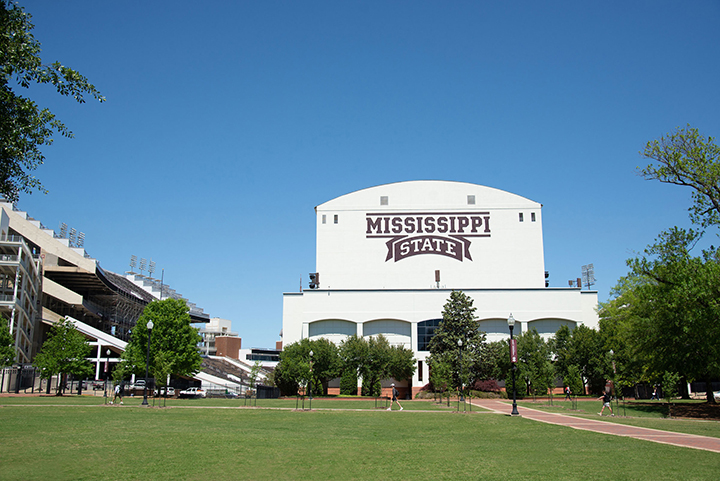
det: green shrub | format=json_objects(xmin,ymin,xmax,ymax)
[
  {"xmin": 340, "ymin": 369, "xmax": 358, "ymax": 396},
  {"xmin": 361, "ymin": 377, "xmax": 381, "ymax": 397}
]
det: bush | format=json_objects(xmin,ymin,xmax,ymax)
[
  {"xmin": 471, "ymin": 379, "xmax": 501, "ymax": 392},
  {"xmin": 361, "ymin": 377, "xmax": 381, "ymax": 397},
  {"xmin": 340, "ymin": 369, "xmax": 358, "ymax": 396}
]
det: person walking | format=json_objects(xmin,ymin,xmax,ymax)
[
  {"xmin": 597, "ymin": 389, "xmax": 614, "ymax": 416},
  {"xmin": 112, "ymin": 383, "xmax": 124, "ymax": 405},
  {"xmin": 387, "ymin": 383, "xmax": 403, "ymax": 411},
  {"xmin": 564, "ymin": 386, "xmax": 571, "ymax": 401}
]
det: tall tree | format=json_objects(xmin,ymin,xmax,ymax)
[
  {"xmin": 1, "ymin": 0, "xmax": 104, "ymax": 201},
  {"xmin": 120, "ymin": 298, "xmax": 202, "ymax": 380},
  {"xmin": 515, "ymin": 329, "xmax": 554, "ymax": 398},
  {"xmin": 33, "ymin": 318, "xmax": 93, "ymax": 393},
  {"xmin": 640, "ymin": 125, "xmax": 720, "ymax": 228},
  {"xmin": 428, "ymin": 291, "xmax": 487, "ymax": 390},
  {"xmin": 621, "ymin": 228, "xmax": 720, "ymax": 402}
]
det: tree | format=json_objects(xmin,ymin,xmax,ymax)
[
  {"xmin": 120, "ymin": 298, "xmax": 202, "ymax": 381},
  {"xmin": 1, "ymin": 1, "xmax": 104, "ymax": 202},
  {"xmin": 428, "ymin": 291, "xmax": 487, "ymax": 390},
  {"xmin": 33, "ymin": 318, "xmax": 93, "ymax": 394},
  {"xmin": 247, "ymin": 361, "xmax": 262, "ymax": 396},
  {"xmin": 613, "ymin": 228, "xmax": 720, "ymax": 402},
  {"xmin": 515, "ymin": 329, "xmax": 554, "ymax": 399},
  {"xmin": 640, "ymin": 125, "xmax": 720, "ymax": 228},
  {"xmin": 274, "ymin": 338, "xmax": 341, "ymax": 396},
  {"xmin": 0, "ymin": 318, "xmax": 14, "ymax": 367}
]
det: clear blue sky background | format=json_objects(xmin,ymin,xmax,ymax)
[{"xmin": 13, "ymin": 1, "xmax": 720, "ymax": 347}]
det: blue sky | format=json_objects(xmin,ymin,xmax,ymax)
[{"xmin": 13, "ymin": 1, "xmax": 720, "ymax": 347}]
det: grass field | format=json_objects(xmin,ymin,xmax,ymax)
[
  {"xmin": 516, "ymin": 398, "xmax": 720, "ymax": 439},
  {"xmin": 0, "ymin": 396, "xmax": 718, "ymax": 481}
]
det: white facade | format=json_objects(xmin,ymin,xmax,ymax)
[{"xmin": 282, "ymin": 181, "xmax": 599, "ymax": 395}]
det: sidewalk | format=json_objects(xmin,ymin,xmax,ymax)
[{"xmin": 472, "ymin": 399, "xmax": 720, "ymax": 454}]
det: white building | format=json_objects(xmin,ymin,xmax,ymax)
[
  {"xmin": 282, "ymin": 180, "xmax": 598, "ymax": 396},
  {"xmin": 198, "ymin": 317, "xmax": 238, "ymax": 356}
]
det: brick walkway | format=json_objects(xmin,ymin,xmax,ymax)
[{"xmin": 473, "ymin": 399, "xmax": 720, "ymax": 453}]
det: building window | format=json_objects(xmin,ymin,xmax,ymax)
[
  {"xmin": 519, "ymin": 213, "xmax": 524, "ymax": 222},
  {"xmin": 334, "ymin": 214, "xmax": 338, "ymax": 224},
  {"xmin": 322, "ymin": 214, "xmax": 326, "ymax": 224},
  {"xmin": 467, "ymin": 195, "xmax": 475, "ymax": 205},
  {"xmin": 531, "ymin": 212, "xmax": 536, "ymax": 222},
  {"xmin": 417, "ymin": 319, "xmax": 442, "ymax": 351},
  {"xmin": 380, "ymin": 196, "xmax": 388, "ymax": 206}
]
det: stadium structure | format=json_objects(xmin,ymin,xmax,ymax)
[{"xmin": 282, "ymin": 180, "xmax": 599, "ymax": 397}]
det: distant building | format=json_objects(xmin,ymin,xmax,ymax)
[
  {"xmin": 0, "ymin": 209, "xmax": 43, "ymax": 364},
  {"xmin": 282, "ymin": 181, "xmax": 599, "ymax": 396},
  {"xmin": 199, "ymin": 317, "xmax": 238, "ymax": 356},
  {"xmin": 0, "ymin": 201, "xmax": 209, "ymax": 369}
]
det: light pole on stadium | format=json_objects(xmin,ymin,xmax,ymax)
[{"xmin": 142, "ymin": 320, "xmax": 154, "ymax": 406}]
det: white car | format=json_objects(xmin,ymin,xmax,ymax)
[
  {"xmin": 179, "ymin": 387, "xmax": 206, "ymax": 398},
  {"xmin": 154, "ymin": 387, "xmax": 175, "ymax": 397}
]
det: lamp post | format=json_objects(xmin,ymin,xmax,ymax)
[
  {"xmin": 142, "ymin": 320, "xmax": 154, "ymax": 406},
  {"xmin": 309, "ymin": 350, "xmax": 314, "ymax": 400},
  {"xmin": 104, "ymin": 349, "xmax": 110, "ymax": 401},
  {"xmin": 508, "ymin": 314, "xmax": 520, "ymax": 416},
  {"xmin": 457, "ymin": 339, "xmax": 464, "ymax": 403}
]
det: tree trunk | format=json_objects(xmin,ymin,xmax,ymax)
[{"xmin": 706, "ymin": 377, "xmax": 716, "ymax": 404}]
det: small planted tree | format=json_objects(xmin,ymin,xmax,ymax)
[{"xmin": 33, "ymin": 318, "xmax": 93, "ymax": 395}]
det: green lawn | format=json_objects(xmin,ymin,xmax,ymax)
[
  {"xmin": 516, "ymin": 398, "xmax": 720, "ymax": 439},
  {"xmin": 0, "ymin": 398, "xmax": 717, "ymax": 481}
]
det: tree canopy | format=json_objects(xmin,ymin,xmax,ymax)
[
  {"xmin": 640, "ymin": 125, "xmax": 720, "ymax": 228},
  {"xmin": 1, "ymin": 0, "xmax": 104, "ymax": 202},
  {"xmin": 119, "ymin": 298, "xmax": 202, "ymax": 381},
  {"xmin": 428, "ymin": 291, "xmax": 487, "ymax": 390},
  {"xmin": 33, "ymin": 318, "xmax": 93, "ymax": 388}
]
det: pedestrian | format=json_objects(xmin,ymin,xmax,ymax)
[
  {"xmin": 564, "ymin": 386, "xmax": 571, "ymax": 401},
  {"xmin": 650, "ymin": 386, "xmax": 659, "ymax": 400},
  {"xmin": 597, "ymin": 389, "xmax": 614, "ymax": 416},
  {"xmin": 112, "ymin": 383, "xmax": 123, "ymax": 405},
  {"xmin": 387, "ymin": 383, "xmax": 403, "ymax": 411}
]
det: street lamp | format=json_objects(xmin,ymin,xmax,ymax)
[
  {"xmin": 508, "ymin": 314, "xmax": 520, "ymax": 416},
  {"xmin": 104, "ymin": 349, "xmax": 110, "ymax": 401},
  {"xmin": 309, "ymin": 350, "xmax": 314, "ymax": 401},
  {"xmin": 457, "ymin": 339, "xmax": 464, "ymax": 402},
  {"xmin": 142, "ymin": 320, "xmax": 154, "ymax": 406}
]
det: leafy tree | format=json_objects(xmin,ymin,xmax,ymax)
[
  {"xmin": 0, "ymin": 1, "xmax": 104, "ymax": 202},
  {"xmin": 566, "ymin": 324, "xmax": 608, "ymax": 394},
  {"xmin": 274, "ymin": 338, "xmax": 340, "ymax": 396},
  {"xmin": 483, "ymin": 339, "xmax": 510, "ymax": 383},
  {"xmin": 564, "ymin": 364, "xmax": 584, "ymax": 397},
  {"xmin": 120, "ymin": 298, "xmax": 202, "ymax": 381},
  {"xmin": 0, "ymin": 318, "xmax": 14, "ymax": 366},
  {"xmin": 640, "ymin": 125, "xmax": 720, "ymax": 228},
  {"xmin": 247, "ymin": 361, "xmax": 262, "ymax": 395},
  {"xmin": 339, "ymin": 334, "xmax": 368, "ymax": 386},
  {"xmin": 339, "ymin": 367, "xmax": 358, "ymax": 395},
  {"xmin": 428, "ymin": 291, "xmax": 487, "ymax": 390},
  {"xmin": 152, "ymin": 350, "xmax": 173, "ymax": 394},
  {"xmin": 515, "ymin": 329, "xmax": 554, "ymax": 399},
  {"xmin": 33, "ymin": 318, "xmax": 93, "ymax": 394},
  {"xmin": 613, "ymin": 228, "xmax": 720, "ymax": 402},
  {"xmin": 427, "ymin": 355, "xmax": 452, "ymax": 398}
]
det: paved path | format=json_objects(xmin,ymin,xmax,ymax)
[{"xmin": 472, "ymin": 399, "xmax": 720, "ymax": 453}]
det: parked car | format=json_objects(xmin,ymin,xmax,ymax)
[
  {"xmin": 179, "ymin": 387, "xmax": 206, "ymax": 398},
  {"xmin": 154, "ymin": 387, "xmax": 175, "ymax": 397}
]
